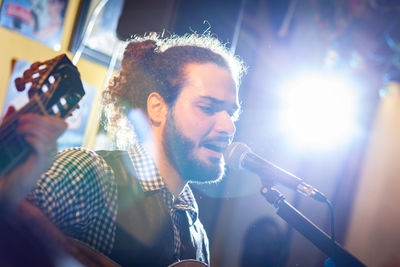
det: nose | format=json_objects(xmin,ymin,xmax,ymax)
[{"xmin": 215, "ymin": 111, "xmax": 236, "ymax": 136}]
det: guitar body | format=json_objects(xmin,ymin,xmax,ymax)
[
  {"xmin": 70, "ymin": 237, "xmax": 208, "ymax": 267},
  {"xmin": 68, "ymin": 238, "xmax": 121, "ymax": 267},
  {"xmin": 168, "ymin": 259, "xmax": 208, "ymax": 267}
]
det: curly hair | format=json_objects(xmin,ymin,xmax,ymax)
[{"xmin": 102, "ymin": 33, "xmax": 246, "ymax": 148}]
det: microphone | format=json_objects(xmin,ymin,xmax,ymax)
[{"xmin": 224, "ymin": 142, "xmax": 327, "ymax": 202}]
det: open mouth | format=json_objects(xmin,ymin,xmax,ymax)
[{"xmin": 202, "ymin": 142, "xmax": 229, "ymax": 154}]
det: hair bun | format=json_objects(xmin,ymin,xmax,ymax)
[{"xmin": 123, "ymin": 40, "xmax": 157, "ymax": 62}]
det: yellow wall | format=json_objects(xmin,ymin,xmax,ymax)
[{"xmin": 0, "ymin": 0, "xmax": 108, "ymax": 147}]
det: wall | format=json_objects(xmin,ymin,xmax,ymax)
[
  {"xmin": 0, "ymin": 0, "xmax": 108, "ymax": 147},
  {"xmin": 346, "ymin": 82, "xmax": 400, "ymax": 267}
]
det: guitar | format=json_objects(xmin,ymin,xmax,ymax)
[
  {"xmin": 168, "ymin": 259, "xmax": 208, "ymax": 267},
  {"xmin": 69, "ymin": 237, "xmax": 208, "ymax": 267},
  {"xmin": 0, "ymin": 54, "xmax": 85, "ymax": 176}
]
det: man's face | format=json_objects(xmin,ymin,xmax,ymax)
[{"xmin": 163, "ymin": 63, "xmax": 239, "ymax": 183}]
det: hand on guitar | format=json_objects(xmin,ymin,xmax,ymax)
[{"xmin": 0, "ymin": 106, "xmax": 67, "ymax": 209}]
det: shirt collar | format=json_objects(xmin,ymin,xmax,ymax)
[
  {"xmin": 128, "ymin": 142, "xmax": 165, "ymax": 191},
  {"xmin": 128, "ymin": 142, "xmax": 198, "ymax": 222}
]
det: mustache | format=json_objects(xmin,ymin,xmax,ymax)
[{"xmin": 201, "ymin": 136, "xmax": 233, "ymax": 146}]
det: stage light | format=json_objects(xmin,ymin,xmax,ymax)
[
  {"xmin": 278, "ymin": 71, "xmax": 359, "ymax": 150},
  {"xmin": 324, "ymin": 48, "xmax": 340, "ymax": 68}
]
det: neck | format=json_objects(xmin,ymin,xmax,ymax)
[
  {"xmin": 142, "ymin": 138, "xmax": 187, "ymax": 198},
  {"xmin": 158, "ymin": 156, "xmax": 187, "ymax": 198}
]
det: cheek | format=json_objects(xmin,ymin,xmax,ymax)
[{"xmin": 173, "ymin": 106, "xmax": 213, "ymax": 140}]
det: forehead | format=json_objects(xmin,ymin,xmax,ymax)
[{"xmin": 180, "ymin": 62, "xmax": 238, "ymax": 103}]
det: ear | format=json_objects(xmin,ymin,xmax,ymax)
[{"xmin": 147, "ymin": 92, "xmax": 168, "ymax": 126}]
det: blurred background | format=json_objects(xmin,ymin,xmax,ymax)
[{"xmin": 0, "ymin": 0, "xmax": 400, "ymax": 266}]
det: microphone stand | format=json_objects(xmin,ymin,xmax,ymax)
[{"xmin": 260, "ymin": 185, "xmax": 365, "ymax": 267}]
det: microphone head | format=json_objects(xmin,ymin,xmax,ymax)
[{"xmin": 224, "ymin": 142, "xmax": 252, "ymax": 170}]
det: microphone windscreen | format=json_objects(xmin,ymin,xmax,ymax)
[{"xmin": 224, "ymin": 142, "xmax": 251, "ymax": 170}]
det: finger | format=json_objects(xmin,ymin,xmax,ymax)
[
  {"xmin": 17, "ymin": 120, "xmax": 64, "ymax": 140},
  {"xmin": 17, "ymin": 123, "xmax": 59, "ymax": 151},
  {"xmin": 19, "ymin": 113, "xmax": 68, "ymax": 130},
  {"xmin": 18, "ymin": 114, "xmax": 68, "ymax": 138},
  {"xmin": 2, "ymin": 106, "xmax": 16, "ymax": 123},
  {"xmin": 17, "ymin": 116, "xmax": 66, "ymax": 155}
]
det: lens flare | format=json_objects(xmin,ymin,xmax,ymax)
[{"xmin": 278, "ymin": 72, "xmax": 359, "ymax": 150}]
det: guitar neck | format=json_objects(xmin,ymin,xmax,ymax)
[
  {"xmin": 0, "ymin": 97, "xmax": 50, "ymax": 176},
  {"xmin": 0, "ymin": 54, "xmax": 85, "ymax": 177}
]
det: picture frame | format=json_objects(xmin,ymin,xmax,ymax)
[
  {"xmin": 0, "ymin": 0, "xmax": 69, "ymax": 51},
  {"xmin": 69, "ymin": 0, "xmax": 125, "ymax": 66}
]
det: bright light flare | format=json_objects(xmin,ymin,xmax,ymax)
[{"xmin": 279, "ymin": 72, "xmax": 359, "ymax": 150}]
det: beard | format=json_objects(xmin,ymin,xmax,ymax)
[{"xmin": 162, "ymin": 110, "xmax": 225, "ymax": 183}]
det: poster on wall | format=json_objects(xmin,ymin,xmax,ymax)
[
  {"xmin": 0, "ymin": 0, "xmax": 69, "ymax": 51},
  {"xmin": 1, "ymin": 59, "xmax": 99, "ymax": 150},
  {"xmin": 70, "ymin": 0, "xmax": 125, "ymax": 66}
]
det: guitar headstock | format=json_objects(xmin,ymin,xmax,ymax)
[{"xmin": 14, "ymin": 54, "xmax": 85, "ymax": 118}]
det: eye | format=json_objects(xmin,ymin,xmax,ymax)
[{"xmin": 199, "ymin": 105, "xmax": 216, "ymax": 115}]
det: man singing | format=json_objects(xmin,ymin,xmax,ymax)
[{"xmin": 12, "ymin": 33, "xmax": 246, "ymax": 266}]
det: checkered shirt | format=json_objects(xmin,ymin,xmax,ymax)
[
  {"xmin": 127, "ymin": 142, "xmax": 199, "ymax": 260},
  {"xmin": 27, "ymin": 143, "xmax": 199, "ymax": 259},
  {"xmin": 27, "ymin": 147, "xmax": 118, "ymax": 254}
]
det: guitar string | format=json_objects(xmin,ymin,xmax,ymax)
[
  {"xmin": 0, "ymin": 104, "xmax": 43, "ymax": 145},
  {"xmin": 0, "ymin": 92, "xmax": 76, "ymax": 159},
  {"xmin": 0, "ymin": 93, "xmax": 48, "ymax": 165},
  {"xmin": 0, "ymin": 62, "xmax": 69, "ymax": 160},
  {"xmin": 0, "ymin": 89, "xmax": 55, "ymax": 141},
  {"xmin": 1, "ymin": 73, "xmax": 53, "ymax": 127},
  {"xmin": 0, "ymin": 80, "xmax": 78, "ymax": 142},
  {"xmin": 1, "ymin": 65, "xmax": 79, "ymax": 146},
  {"xmin": 0, "ymin": 104, "xmax": 41, "ymax": 158}
]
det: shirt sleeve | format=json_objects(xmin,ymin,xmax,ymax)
[{"xmin": 27, "ymin": 147, "xmax": 118, "ymax": 255}]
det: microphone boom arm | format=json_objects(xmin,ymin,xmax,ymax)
[{"xmin": 261, "ymin": 186, "xmax": 365, "ymax": 267}]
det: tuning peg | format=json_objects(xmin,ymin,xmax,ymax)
[
  {"xmin": 14, "ymin": 77, "xmax": 25, "ymax": 92},
  {"xmin": 31, "ymin": 61, "xmax": 40, "ymax": 69},
  {"xmin": 23, "ymin": 69, "xmax": 33, "ymax": 79}
]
